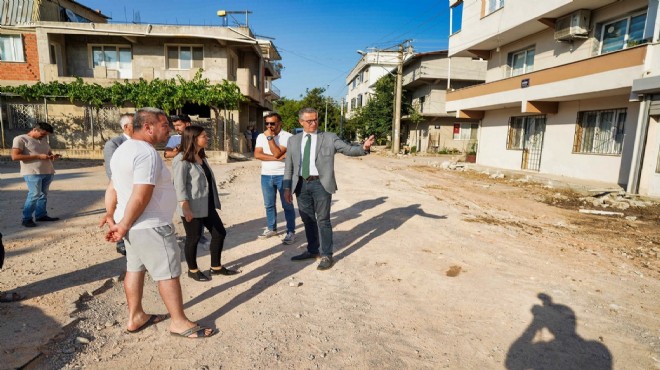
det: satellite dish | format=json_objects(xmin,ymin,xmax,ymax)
[{"xmin": 65, "ymin": 9, "xmax": 78, "ymax": 22}]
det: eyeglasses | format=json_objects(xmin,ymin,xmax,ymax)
[
  {"xmin": 265, "ymin": 121, "xmax": 279, "ymax": 126},
  {"xmin": 302, "ymin": 119, "xmax": 318, "ymax": 124}
]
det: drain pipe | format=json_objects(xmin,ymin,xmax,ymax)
[{"xmin": 627, "ymin": 95, "xmax": 651, "ymax": 194}]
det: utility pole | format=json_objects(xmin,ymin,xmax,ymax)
[
  {"xmin": 340, "ymin": 97, "xmax": 344, "ymax": 138},
  {"xmin": 392, "ymin": 44, "xmax": 404, "ymax": 154},
  {"xmin": 324, "ymin": 86, "xmax": 329, "ymax": 132}
]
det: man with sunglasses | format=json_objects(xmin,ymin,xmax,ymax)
[
  {"xmin": 254, "ymin": 112, "xmax": 296, "ymax": 244},
  {"xmin": 283, "ymin": 107, "xmax": 375, "ymax": 270}
]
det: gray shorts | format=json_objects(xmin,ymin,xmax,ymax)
[{"xmin": 124, "ymin": 224, "xmax": 181, "ymax": 281}]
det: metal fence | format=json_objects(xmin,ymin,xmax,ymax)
[{"xmin": 0, "ymin": 97, "xmax": 229, "ymax": 152}]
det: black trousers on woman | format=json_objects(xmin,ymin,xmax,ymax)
[{"xmin": 181, "ymin": 210, "xmax": 226, "ymax": 271}]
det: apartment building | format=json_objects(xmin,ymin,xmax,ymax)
[
  {"xmin": 447, "ymin": 0, "xmax": 660, "ymax": 196},
  {"xmin": 345, "ymin": 50, "xmax": 400, "ymax": 118},
  {"xmin": 0, "ymin": 0, "xmax": 281, "ymax": 154},
  {"xmin": 401, "ymin": 50, "xmax": 486, "ymax": 153}
]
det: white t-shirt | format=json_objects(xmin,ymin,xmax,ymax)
[
  {"xmin": 110, "ymin": 139, "xmax": 176, "ymax": 229},
  {"xmin": 256, "ymin": 130, "xmax": 292, "ymax": 175}
]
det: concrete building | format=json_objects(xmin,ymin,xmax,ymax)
[
  {"xmin": 401, "ymin": 50, "xmax": 486, "ymax": 154},
  {"xmin": 0, "ymin": 0, "xmax": 281, "ymax": 155},
  {"xmin": 345, "ymin": 50, "xmax": 400, "ymax": 118},
  {"xmin": 446, "ymin": 0, "xmax": 660, "ymax": 196}
]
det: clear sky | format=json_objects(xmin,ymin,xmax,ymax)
[{"xmin": 81, "ymin": 0, "xmax": 451, "ymax": 101}]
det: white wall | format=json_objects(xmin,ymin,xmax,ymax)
[{"xmin": 478, "ymin": 96, "xmax": 640, "ymax": 184}]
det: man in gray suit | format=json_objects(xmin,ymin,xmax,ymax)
[
  {"xmin": 283, "ymin": 107, "xmax": 375, "ymax": 270},
  {"xmin": 103, "ymin": 113, "xmax": 134, "ymax": 179},
  {"xmin": 103, "ymin": 113, "xmax": 134, "ymax": 255}
]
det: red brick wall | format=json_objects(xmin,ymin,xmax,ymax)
[{"xmin": 0, "ymin": 33, "xmax": 40, "ymax": 81}]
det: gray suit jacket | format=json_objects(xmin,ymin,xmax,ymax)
[
  {"xmin": 172, "ymin": 154, "xmax": 221, "ymax": 218},
  {"xmin": 103, "ymin": 134, "xmax": 129, "ymax": 179},
  {"xmin": 284, "ymin": 131, "xmax": 368, "ymax": 194}
]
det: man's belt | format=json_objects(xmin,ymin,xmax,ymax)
[{"xmin": 301, "ymin": 176, "xmax": 320, "ymax": 182}]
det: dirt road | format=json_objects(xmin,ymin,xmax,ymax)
[{"xmin": 1, "ymin": 152, "xmax": 658, "ymax": 369}]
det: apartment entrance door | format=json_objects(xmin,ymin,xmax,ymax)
[{"xmin": 521, "ymin": 115, "xmax": 546, "ymax": 171}]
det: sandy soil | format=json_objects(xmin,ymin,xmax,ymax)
[{"xmin": 0, "ymin": 152, "xmax": 658, "ymax": 369}]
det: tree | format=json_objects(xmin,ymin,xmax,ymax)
[
  {"xmin": 348, "ymin": 74, "xmax": 396, "ymax": 144},
  {"xmin": 274, "ymin": 87, "xmax": 342, "ymax": 134}
]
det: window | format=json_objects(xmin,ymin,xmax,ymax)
[
  {"xmin": 485, "ymin": 0, "xmax": 504, "ymax": 16},
  {"xmin": 350, "ymin": 98, "xmax": 356, "ymax": 110},
  {"xmin": 166, "ymin": 45, "xmax": 203, "ymax": 69},
  {"xmin": 91, "ymin": 45, "xmax": 131, "ymax": 71},
  {"xmin": 453, "ymin": 123, "xmax": 478, "ymax": 140},
  {"xmin": 509, "ymin": 47, "xmax": 534, "ymax": 77},
  {"xmin": 600, "ymin": 13, "xmax": 647, "ymax": 54},
  {"xmin": 451, "ymin": 1, "xmax": 463, "ymax": 34},
  {"xmin": 357, "ymin": 94, "xmax": 363, "ymax": 107},
  {"xmin": 351, "ymin": 79, "xmax": 356, "ymax": 89},
  {"xmin": 573, "ymin": 109, "xmax": 626, "ymax": 155},
  {"xmin": 0, "ymin": 35, "xmax": 25, "ymax": 62},
  {"xmin": 507, "ymin": 115, "xmax": 545, "ymax": 150}
]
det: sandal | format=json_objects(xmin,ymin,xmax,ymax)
[
  {"xmin": 170, "ymin": 325, "xmax": 217, "ymax": 339},
  {"xmin": 210, "ymin": 266, "xmax": 240, "ymax": 276},
  {"xmin": 127, "ymin": 314, "xmax": 168, "ymax": 333},
  {"xmin": 0, "ymin": 292, "xmax": 25, "ymax": 303}
]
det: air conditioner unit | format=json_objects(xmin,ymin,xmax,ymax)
[{"xmin": 554, "ymin": 10, "xmax": 591, "ymax": 41}]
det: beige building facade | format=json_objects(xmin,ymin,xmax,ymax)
[
  {"xmin": 0, "ymin": 0, "xmax": 281, "ymax": 155},
  {"xmin": 447, "ymin": 0, "xmax": 660, "ymax": 196}
]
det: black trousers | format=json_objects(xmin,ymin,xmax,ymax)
[{"xmin": 181, "ymin": 210, "xmax": 226, "ymax": 270}]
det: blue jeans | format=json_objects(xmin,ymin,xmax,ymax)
[
  {"xmin": 261, "ymin": 175, "xmax": 296, "ymax": 233},
  {"xmin": 22, "ymin": 174, "xmax": 54, "ymax": 222},
  {"xmin": 295, "ymin": 179, "xmax": 333, "ymax": 257}
]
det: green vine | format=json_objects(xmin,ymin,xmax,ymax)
[{"xmin": 0, "ymin": 70, "xmax": 245, "ymax": 112}]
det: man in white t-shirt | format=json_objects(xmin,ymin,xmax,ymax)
[
  {"xmin": 254, "ymin": 112, "xmax": 296, "ymax": 244},
  {"xmin": 100, "ymin": 107, "xmax": 215, "ymax": 338}
]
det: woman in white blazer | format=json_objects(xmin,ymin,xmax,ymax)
[{"xmin": 173, "ymin": 126, "xmax": 238, "ymax": 281}]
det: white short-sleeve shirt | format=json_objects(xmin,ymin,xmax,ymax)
[
  {"xmin": 256, "ymin": 130, "xmax": 292, "ymax": 176},
  {"xmin": 110, "ymin": 139, "xmax": 176, "ymax": 229}
]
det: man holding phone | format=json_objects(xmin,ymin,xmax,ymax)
[{"xmin": 11, "ymin": 122, "xmax": 61, "ymax": 227}]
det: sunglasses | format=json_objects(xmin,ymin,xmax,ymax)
[{"xmin": 265, "ymin": 122, "xmax": 279, "ymax": 126}]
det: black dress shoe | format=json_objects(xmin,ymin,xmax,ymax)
[
  {"xmin": 22, "ymin": 220, "xmax": 37, "ymax": 228},
  {"xmin": 187, "ymin": 270, "xmax": 210, "ymax": 281},
  {"xmin": 210, "ymin": 266, "xmax": 240, "ymax": 276},
  {"xmin": 291, "ymin": 251, "xmax": 320, "ymax": 261},
  {"xmin": 36, "ymin": 216, "xmax": 59, "ymax": 222}
]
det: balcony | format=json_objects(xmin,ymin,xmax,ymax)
[
  {"xmin": 446, "ymin": 45, "xmax": 647, "ymax": 116},
  {"xmin": 265, "ymin": 83, "xmax": 280, "ymax": 100},
  {"xmin": 449, "ymin": 0, "xmax": 620, "ymax": 57}
]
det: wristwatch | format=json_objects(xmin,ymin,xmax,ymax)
[{"xmin": 266, "ymin": 136, "xmax": 274, "ymax": 141}]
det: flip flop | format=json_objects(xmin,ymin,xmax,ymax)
[
  {"xmin": 170, "ymin": 325, "xmax": 217, "ymax": 339},
  {"xmin": 127, "ymin": 314, "xmax": 168, "ymax": 333},
  {"xmin": 0, "ymin": 292, "xmax": 25, "ymax": 303}
]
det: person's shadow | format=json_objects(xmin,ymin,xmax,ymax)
[
  {"xmin": 187, "ymin": 199, "xmax": 446, "ymax": 323},
  {"xmin": 505, "ymin": 293, "xmax": 612, "ymax": 370}
]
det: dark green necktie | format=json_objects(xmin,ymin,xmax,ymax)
[{"xmin": 302, "ymin": 134, "xmax": 311, "ymax": 179}]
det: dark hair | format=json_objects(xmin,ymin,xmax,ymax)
[
  {"xmin": 135, "ymin": 107, "xmax": 167, "ymax": 130},
  {"xmin": 32, "ymin": 121, "xmax": 54, "ymax": 133},
  {"xmin": 171, "ymin": 114, "xmax": 191, "ymax": 123},
  {"xmin": 264, "ymin": 112, "xmax": 282, "ymax": 122},
  {"xmin": 181, "ymin": 125, "xmax": 206, "ymax": 162}
]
